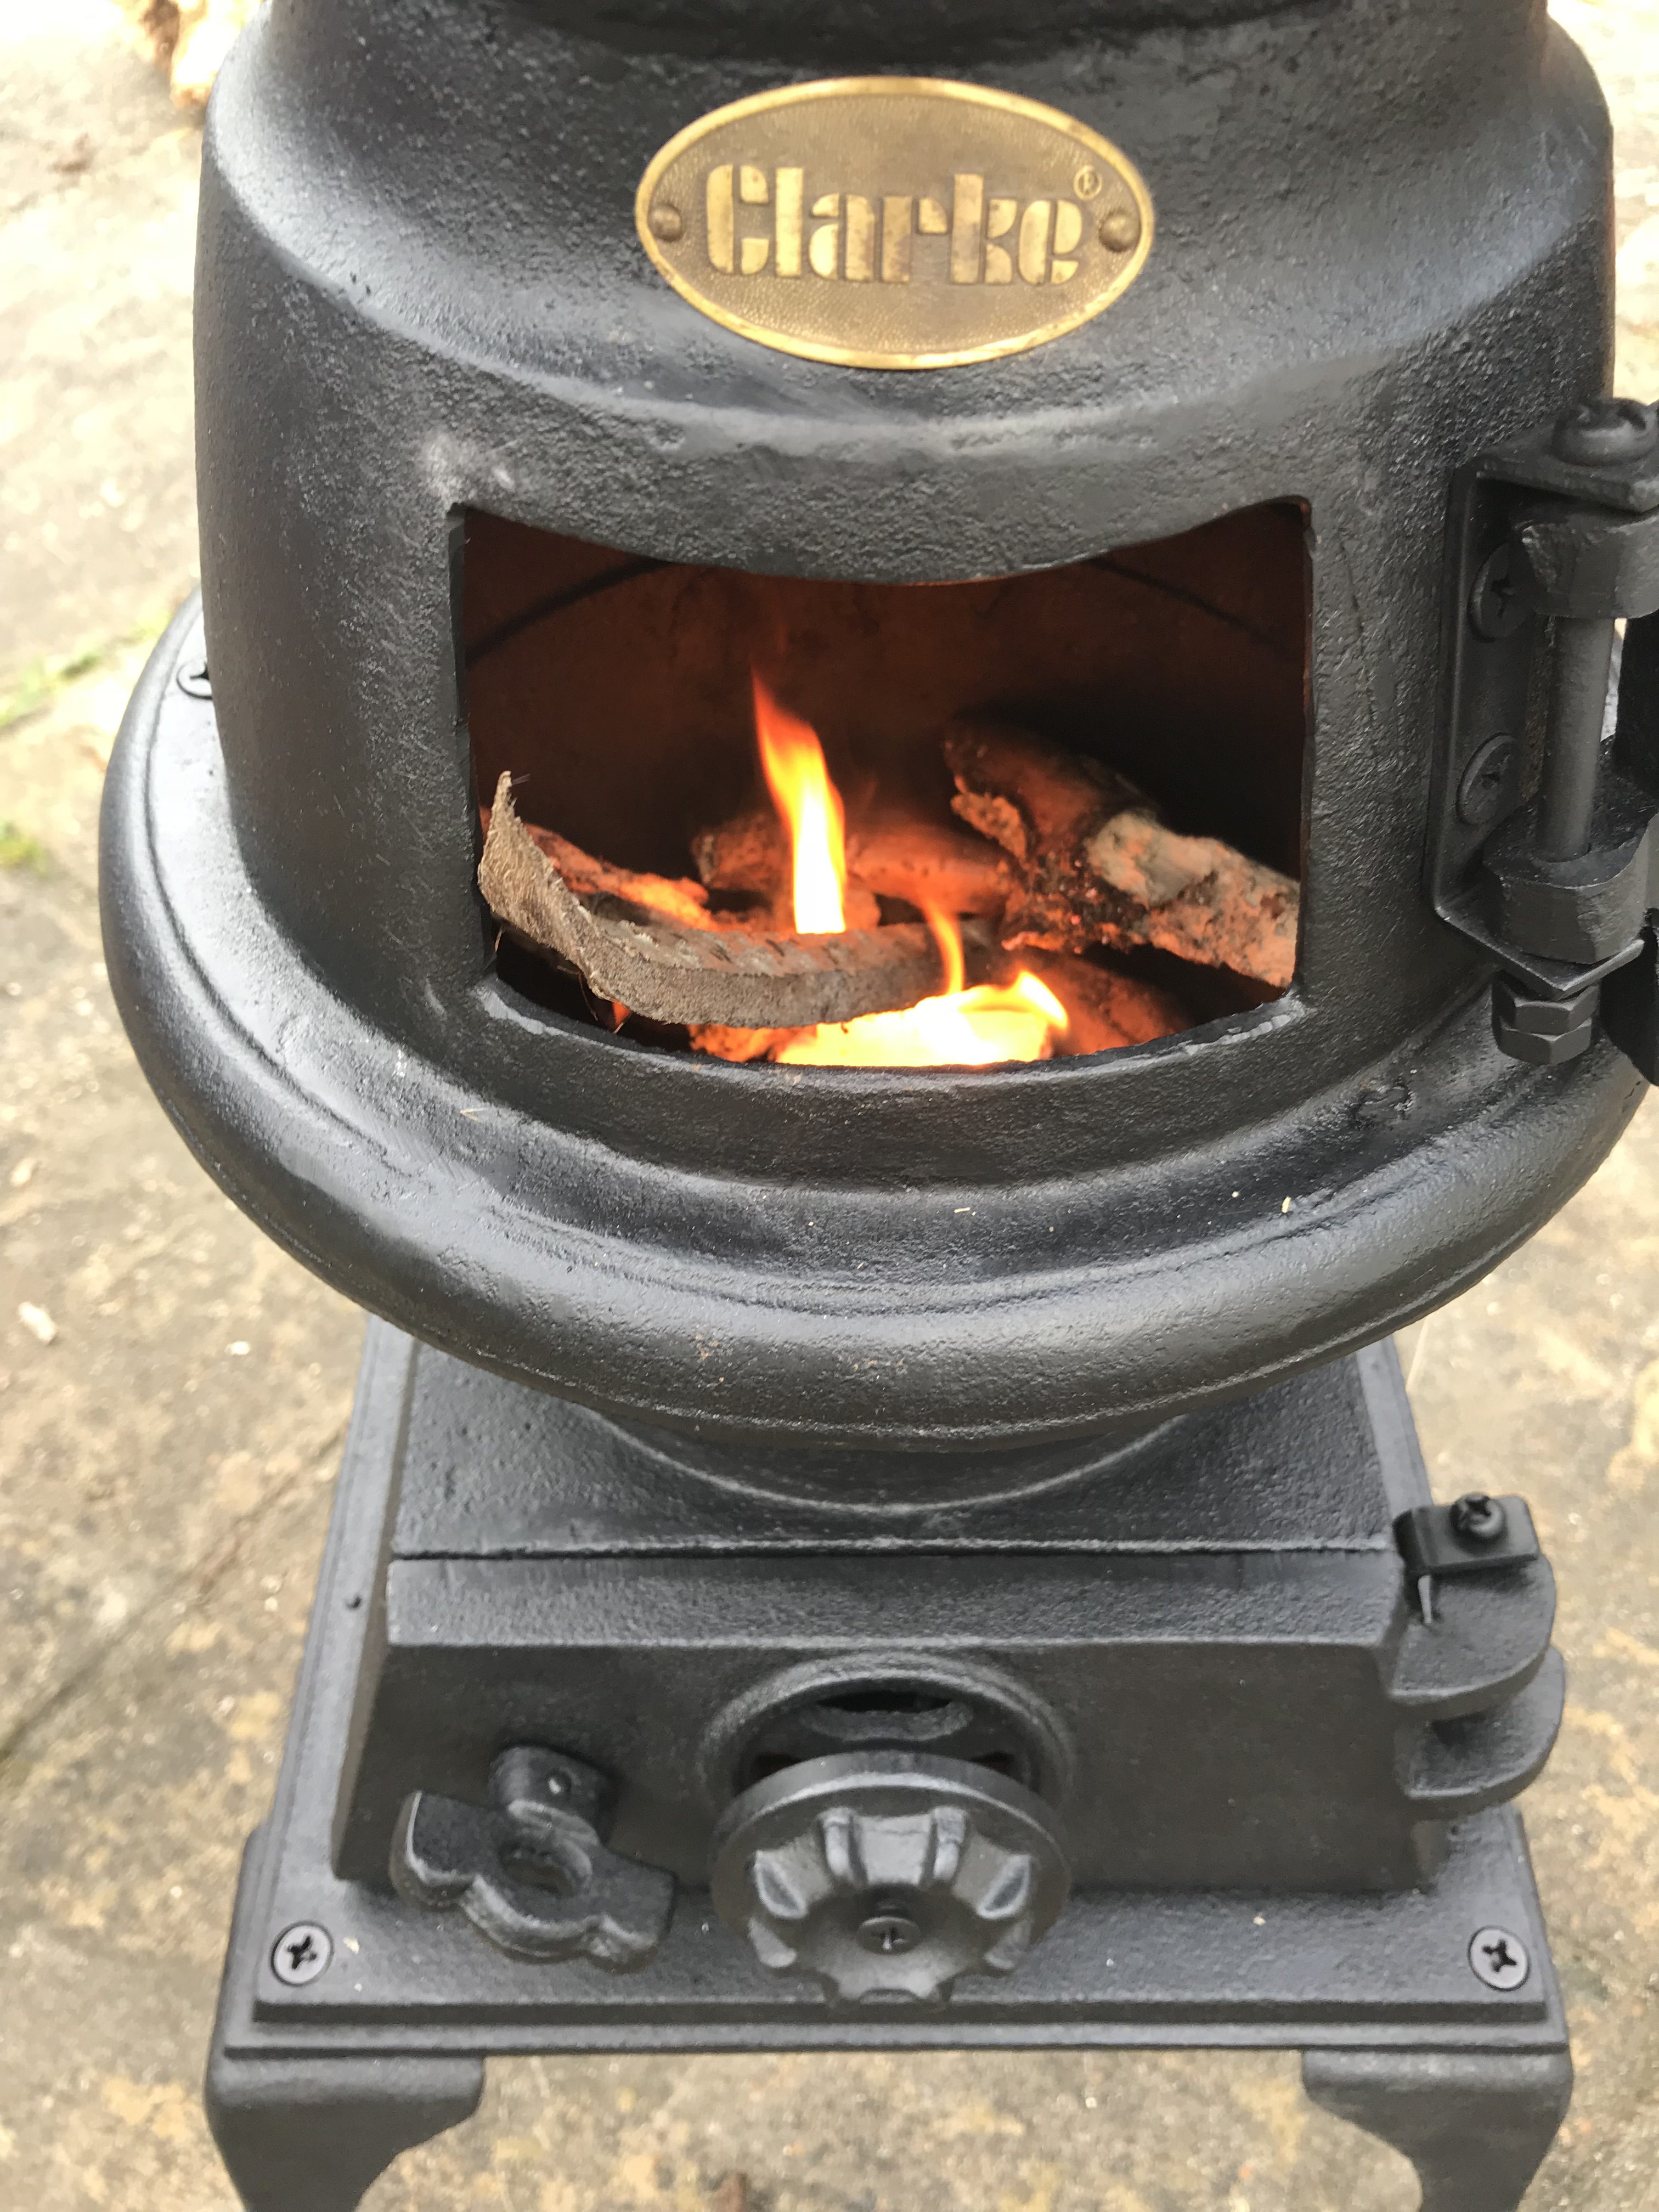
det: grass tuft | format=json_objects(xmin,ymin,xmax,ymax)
[
  {"xmin": 0, "ymin": 613, "xmax": 173, "ymax": 736},
  {"xmin": 0, "ymin": 821, "xmax": 48, "ymax": 872}
]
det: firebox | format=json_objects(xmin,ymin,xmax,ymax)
[
  {"xmin": 98, "ymin": 1, "xmax": 1659, "ymax": 2205},
  {"xmin": 462, "ymin": 501, "xmax": 1306, "ymax": 1065}
]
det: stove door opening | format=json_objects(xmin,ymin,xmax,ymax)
[{"xmin": 461, "ymin": 502, "xmax": 1308, "ymax": 1067}]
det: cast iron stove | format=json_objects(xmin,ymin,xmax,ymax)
[{"xmin": 99, "ymin": 1, "xmax": 1659, "ymax": 2205}]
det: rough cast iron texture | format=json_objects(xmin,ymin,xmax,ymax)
[
  {"xmin": 204, "ymin": 1325, "xmax": 1572, "ymax": 2210},
  {"xmin": 326, "ymin": 1334, "xmax": 1563, "ymax": 1897},
  {"xmin": 99, "ymin": 0, "xmax": 1646, "ymax": 1449}
]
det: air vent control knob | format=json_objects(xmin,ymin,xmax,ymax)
[{"xmin": 709, "ymin": 1752, "xmax": 1070, "ymax": 2003}]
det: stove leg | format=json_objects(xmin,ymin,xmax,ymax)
[
  {"xmin": 1302, "ymin": 2047, "xmax": 1572, "ymax": 2212},
  {"xmin": 206, "ymin": 2046, "xmax": 485, "ymax": 2212},
  {"xmin": 205, "ymin": 1828, "xmax": 484, "ymax": 2210}
]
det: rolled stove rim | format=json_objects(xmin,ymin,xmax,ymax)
[{"xmin": 102, "ymin": 599, "xmax": 1647, "ymax": 1448}]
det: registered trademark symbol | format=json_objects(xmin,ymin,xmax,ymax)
[{"xmin": 1074, "ymin": 165, "xmax": 1103, "ymax": 200}]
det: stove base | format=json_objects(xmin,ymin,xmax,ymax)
[{"xmin": 205, "ymin": 1326, "xmax": 1572, "ymax": 2209}]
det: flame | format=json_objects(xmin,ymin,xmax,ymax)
[
  {"xmin": 750, "ymin": 674, "xmax": 1068, "ymax": 1066},
  {"xmin": 774, "ymin": 908, "xmax": 1068, "ymax": 1066},
  {"xmin": 754, "ymin": 670, "xmax": 846, "ymax": 933}
]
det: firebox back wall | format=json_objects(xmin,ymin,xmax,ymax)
[{"xmin": 464, "ymin": 503, "xmax": 1308, "ymax": 888}]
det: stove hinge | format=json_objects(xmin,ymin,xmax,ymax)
[{"xmin": 1431, "ymin": 397, "xmax": 1659, "ymax": 1071}]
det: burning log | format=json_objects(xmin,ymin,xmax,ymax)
[
  {"xmin": 693, "ymin": 810, "xmax": 1011, "ymax": 922},
  {"xmin": 1021, "ymin": 954, "xmax": 1186, "ymax": 1054},
  {"xmin": 686, "ymin": 1023, "xmax": 803, "ymax": 1063},
  {"xmin": 688, "ymin": 949, "xmax": 1182, "ymax": 1064},
  {"xmin": 478, "ymin": 776, "xmax": 948, "ymax": 1029},
  {"xmin": 689, "ymin": 811, "xmax": 784, "ymax": 905},
  {"xmin": 506, "ymin": 810, "xmax": 725, "ymax": 935},
  {"xmin": 944, "ymin": 722, "xmax": 1299, "ymax": 992},
  {"xmin": 689, "ymin": 811, "xmax": 879, "ymax": 931}
]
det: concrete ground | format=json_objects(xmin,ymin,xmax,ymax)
[{"xmin": 1, "ymin": 2, "xmax": 1656, "ymax": 2206}]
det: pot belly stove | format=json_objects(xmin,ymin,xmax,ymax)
[{"xmin": 99, "ymin": 1, "xmax": 1659, "ymax": 2205}]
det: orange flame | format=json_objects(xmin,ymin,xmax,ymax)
[
  {"xmin": 774, "ymin": 909, "xmax": 1068, "ymax": 1067},
  {"xmin": 754, "ymin": 671, "xmax": 846, "ymax": 933},
  {"xmin": 751, "ymin": 674, "xmax": 1068, "ymax": 1066}
]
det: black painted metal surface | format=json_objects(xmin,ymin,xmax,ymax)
[
  {"xmin": 242, "ymin": 1323, "xmax": 1568, "ymax": 2038},
  {"xmin": 320, "ymin": 1331, "xmax": 1559, "ymax": 1897},
  {"xmin": 233, "ymin": 1322, "xmax": 1567, "ymax": 1962}
]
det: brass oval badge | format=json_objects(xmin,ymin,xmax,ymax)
[{"xmin": 635, "ymin": 77, "xmax": 1153, "ymax": 370}]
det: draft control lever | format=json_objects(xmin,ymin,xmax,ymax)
[{"xmin": 391, "ymin": 1746, "xmax": 675, "ymax": 1970}]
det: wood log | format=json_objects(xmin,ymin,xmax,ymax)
[
  {"xmin": 1022, "ymin": 953, "xmax": 1188, "ymax": 1055},
  {"xmin": 690, "ymin": 812, "xmax": 783, "ymax": 899},
  {"xmin": 944, "ymin": 722, "xmax": 1299, "ymax": 991},
  {"xmin": 687, "ymin": 809, "xmax": 881, "ymax": 932},
  {"xmin": 686, "ymin": 1023, "xmax": 805, "ymax": 1063},
  {"xmin": 851, "ymin": 816, "xmax": 1012, "ymax": 918},
  {"xmin": 478, "ymin": 776, "xmax": 947, "ymax": 1029},
  {"xmin": 693, "ymin": 809, "xmax": 1011, "ymax": 921},
  {"xmin": 503, "ymin": 811, "xmax": 723, "ymax": 934}
]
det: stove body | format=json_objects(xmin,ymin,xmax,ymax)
[{"xmin": 98, "ymin": 0, "xmax": 1659, "ymax": 2204}]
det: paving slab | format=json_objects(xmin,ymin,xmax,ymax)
[{"xmin": 0, "ymin": 0, "xmax": 201, "ymax": 693}]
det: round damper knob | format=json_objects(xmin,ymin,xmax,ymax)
[{"xmin": 709, "ymin": 1752, "xmax": 1070, "ymax": 2003}]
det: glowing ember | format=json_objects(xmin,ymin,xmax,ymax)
[
  {"xmin": 754, "ymin": 671, "xmax": 847, "ymax": 934},
  {"xmin": 751, "ymin": 675, "xmax": 1070, "ymax": 1066}
]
